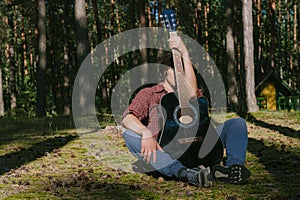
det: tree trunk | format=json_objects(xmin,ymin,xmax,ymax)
[
  {"xmin": 91, "ymin": 0, "xmax": 102, "ymax": 44},
  {"xmin": 0, "ymin": 45, "xmax": 4, "ymax": 116},
  {"xmin": 63, "ymin": 0, "xmax": 71, "ymax": 115},
  {"xmin": 128, "ymin": 0, "xmax": 136, "ymax": 30},
  {"xmin": 225, "ymin": 0, "xmax": 239, "ymax": 111},
  {"xmin": 196, "ymin": 1, "xmax": 202, "ymax": 44},
  {"xmin": 21, "ymin": 6, "xmax": 28, "ymax": 83},
  {"xmin": 48, "ymin": 3, "xmax": 58, "ymax": 114},
  {"xmin": 268, "ymin": 0, "xmax": 276, "ymax": 69},
  {"xmin": 74, "ymin": 0, "xmax": 92, "ymax": 115},
  {"xmin": 36, "ymin": 0, "xmax": 47, "ymax": 117},
  {"xmin": 75, "ymin": 0, "xmax": 90, "ymax": 66},
  {"xmin": 8, "ymin": 44, "xmax": 16, "ymax": 112},
  {"xmin": 204, "ymin": 2, "xmax": 209, "ymax": 52},
  {"xmin": 293, "ymin": 2, "xmax": 297, "ymax": 89},
  {"xmin": 242, "ymin": 0, "xmax": 259, "ymax": 112},
  {"xmin": 284, "ymin": 0, "xmax": 289, "ymax": 76},
  {"xmin": 255, "ymin": 0, "xmax": 263, "ymax": 73},
  {"xmin": 5, "ymin": 2, "xmax": 17, "ymax": 114},
  {"xmin": 298, "ymin": 1, "xmax": 300, "ymax": 90},
  {"xmin": 277, "ymin": 0, "xmax": 282, "ymax": 77},
  {"xmin": 287, "ymin": 7, "xmax": 292, "ymax": 71},
  {"xmin": 139, "ymin": 0, "xmax": 148, "ymax": 64},
  {"xmin": 157, "ymin": 0, "xmax": 163, "ymax": 60}
]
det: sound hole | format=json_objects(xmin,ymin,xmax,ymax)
[
  {"xmin": 178, "ymin": 108, "xmax": 194, "ymax": 124},
  {"xmin": 173, "ymin": 105, "xmax": 199, "ymax": 128}
]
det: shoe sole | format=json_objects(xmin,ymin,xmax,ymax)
[
  {"xmin": 199, "ymin": 168, "xmax": 213, "ymax": 188},
  {"xmin": 212, "ymin": 164, "xmax": 250, "ymax": 184}
]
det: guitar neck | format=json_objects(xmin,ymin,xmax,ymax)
[{"xmin": 169, "ymin": 31, "xmax": 190, "ymax": 109}]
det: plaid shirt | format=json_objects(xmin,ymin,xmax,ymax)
[{"xmin": 122, "ymin": 84, "xmax": 203, "ymax": 138}]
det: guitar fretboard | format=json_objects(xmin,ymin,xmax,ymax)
[{"xmin": 169, "ymin": 32, "xmax": 192, "ymax": 110}]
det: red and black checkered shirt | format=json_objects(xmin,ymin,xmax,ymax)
[{"xmin": 122, "ymin": 84, "xmax": 203, "ymax": 138}]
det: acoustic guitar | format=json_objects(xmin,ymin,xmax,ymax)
[{"xmin": 158, "ymin": 9, "xmax": 223, "ymax": 168}]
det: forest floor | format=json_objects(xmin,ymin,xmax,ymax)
[{"xmin": 0, "ymin": 111, "xmax": 299, "ymax": 199}]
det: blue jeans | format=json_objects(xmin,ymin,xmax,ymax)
[{"xmin": 123, "ymin": 118, "xmax": 248, "ymax": 178}]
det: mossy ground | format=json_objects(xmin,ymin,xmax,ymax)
[{"xmin": 0, "ymin": 111, "xmax": 299, "ymax": 199}]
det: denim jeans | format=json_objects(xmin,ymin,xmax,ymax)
[{"xmin": 123, "ymin": 118, "xmax": 248, "ymax": 178}]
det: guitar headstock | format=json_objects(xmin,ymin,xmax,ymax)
[{"xmin": 160, "ymin": 9, "xmax": 177, "ymax": 32}]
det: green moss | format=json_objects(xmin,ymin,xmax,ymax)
[{"xmin": 0, "ymin": 113, "xmax": 299, "ymax": 199}]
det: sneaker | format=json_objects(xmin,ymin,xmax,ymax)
[
  {"xmin": 179, "ymin": 167, "xmax": 213, "ymax": 188},
  {"xmin": 211, "ymin": 164, "xmax": 250, "ymax": 184}
]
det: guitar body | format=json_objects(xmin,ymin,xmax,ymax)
[
  {"xmin": 158, "ymin": 93, "xmax": 223, "ymax": 168},
  {"xmin": 159, "ymin": 8, "xmax": 223, "ymax": 168}
]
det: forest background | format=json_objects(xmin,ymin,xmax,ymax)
[
  {"xmin": 0, "ymin": 0, "xmax": 299, "ymax": 118},
  {"xmin": 0, "ymin": 0, "xmax": 300, "ymax": 199}
]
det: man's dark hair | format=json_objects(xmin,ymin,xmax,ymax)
[{"xmin": 160, "ymin": 51, "xmax": 174, "ymax": 68}]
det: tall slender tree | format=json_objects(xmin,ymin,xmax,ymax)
[
  {"xmin": 75, "ymin": 0, "xmax": 90, "ymax": 66},
  {"xmin": 74, "ymin": 0, "xmax": 92, "ymax": 115},
  {"xmin": 6, "ymin": 1, "xmax": 17, "ymax": 114},
  {"xmin": 292, "ymin": 2, "xmax": 298, "ymax": 89},
  {"xmin": 242, "ymin": 0, "xmax": 259, "ymax": 112},
  {"xmin": 195, "ymin": 1, "xmax": 202, "ymax": 44},
  {"xmin": 0, "ymin": 5, "xmax": 4, "ymax": 116},
  {"xmin": 62, "ymin": 0, "xmax": 71, "ymax": 115},
  {"xmin": 268, "ymin": 0, "xmax": 276, "ymax": 69},
  {"xmin": 254, "ymin": 0, "xmax": 263, "ymax": 73},
  {"xmin": 225, "ymin": 0, "xmax": 239, "ymax": 111},
  {"xmin": 204, "ymin": 2, "xmax": 209, "ymax": 52},
  {"xmin": 36, "ymin": 0, "xmax": 47, "ymax": 117},
  {"xmin": 0, "ymin": 45, "xmax": 4, "ymax": 116},
  {"xmin": 139, "ymin": 0, "xmax": 148, "ymax": 64},
  {"xmin": 91, "ymin": 0, "xmax": 102, "ymax": 44},
  {"xmin": 296, "ymin": 1, "xmax": 300, "ymax": 88}
]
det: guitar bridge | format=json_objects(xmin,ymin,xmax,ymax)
[{"xmin": 178, "ymin": 136, "xmax": 203, "ymax": 144}]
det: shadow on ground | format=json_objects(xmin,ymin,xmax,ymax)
[
  {"xmin": 248, "ymin": 137, "xmax": 300, "ymax": 198},
  {"xmin": 243, "ymin": 113, "xmax": 299, "ymax": 139},
  {"xmin": 0, "ymin": 135, "xmax": 77, "ymax": 175}
]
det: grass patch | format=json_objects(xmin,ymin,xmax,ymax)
[{"xmin": 0, "ymin": 111, "xmax": 299, "ymax": 199}]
